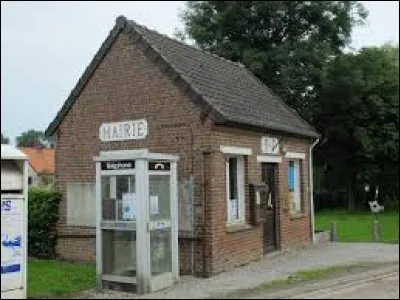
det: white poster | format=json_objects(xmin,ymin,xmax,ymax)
[
  {"xmin": 122, "ymin": 193, "xmax": 136, "ymax": 220},
  {"xmin": 1, "ymin": 198, "xmax": 24, "ymax": 292},
  {"xmin": 150, "ymin": 195, "xmax": 159, "ymax": 215}
]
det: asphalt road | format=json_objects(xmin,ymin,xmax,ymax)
[{"xmin": 250, "ymin": 264, "xmax": 399, "ymax": 299}]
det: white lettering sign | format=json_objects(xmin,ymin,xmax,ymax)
[
  {"xmin": 99, "ymin": 119, "xmax": 148, "ymax": 142},
  {"xmin": 1, "ymin": 198, "xmax": 24, "ymax": 291},
  {"xmin": 261, "ymin": 137, "xmax": 280, "ymax": 154}
]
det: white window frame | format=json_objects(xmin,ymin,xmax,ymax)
[
  {"xmin": 226, "ymin": 155, "xmax": 245, "ymax": 224},
  {"xmin": 288, "ymin": 159, "xmax": 302, "ymax": 214},
  {"xmin": 285, "ymin": 151, "xmax": 306, "ymax": 160}
]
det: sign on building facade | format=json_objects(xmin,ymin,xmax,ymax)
[{"xmin": 99, "ymin": 119, "xmax": 148, "ymax": 142}]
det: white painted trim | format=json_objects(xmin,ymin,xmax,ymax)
[
  {"xmin": 23, "ymin": 160, "xmax": 28, "ymax": 299},
  {"xmin": 285, "ymin": 152, "xmax": 306, "ymax": 160},
  {"xmin": 225, "ymin": 156, "xmax": 245, "ymax": 224},
  {"xmin": 238, "ymin": 156, "xmax": 245, "ymax": 223},
  {"xmin": 148, "ymin": 170, "xmax": 172, "ymax": 176},
  {"xmin": 94, "ymin": 149, "xmax": 179, "ymax": 162},
  {"xmin": 101, "ymin": 274, "xmax": 137, "ymax": 284},
  {"xmin": 136, "ymin": 158, "xmax": 149, "ymax": 294},
  {"xmin": 171, "ymin": 161, "xmax": 179, "ymax": 283},
  {"xmin": 100, "ymin": 169, "xmax": 136, "ymax": 176},
  {"xmin": 95, "ymin": 162, "xmax": 102, "ymax": 289},
  {"xmin": 257, "ymin": 155, "xmax": 282, "ymax": 163},
  {"xmin": 1, "ymin": 194, "xmax": 24, "ymax": 199},
  {"xmin": 148, "ymin": 153, "xmax": 179, "ymax": 161},
  {"xmin": 220, "ymin": 146, "xmax": 252, "ymax": 156}
]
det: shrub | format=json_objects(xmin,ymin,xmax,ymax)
[{"xmin": 28, "ymin": 187, "xmax": 61, "ymax": 258}]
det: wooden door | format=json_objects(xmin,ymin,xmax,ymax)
[{"xmin": 261, "ymin": 163, "xmax": 277, "ymax": 253}]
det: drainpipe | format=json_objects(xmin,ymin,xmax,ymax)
[{"xmin": 309, "ymin": 138, "xmax": 319, "ymax": 243}]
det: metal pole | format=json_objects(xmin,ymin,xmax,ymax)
[
  {"xmin": 330, "ymin": 221, "xmax": 337, "ymax": 242},
  {"xmin": 372, "ymin": 220, "xmax": 380, "ymax": 243}
]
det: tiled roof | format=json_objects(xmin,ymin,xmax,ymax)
[
  {"xmin": 19, "ymin": 147, "xmax": 54, "ymax": 173},
  {"xmin": 46, "ymin": 16, "xmax": 319, "ymax": 138}
]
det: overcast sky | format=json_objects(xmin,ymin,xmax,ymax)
[{"xmin": 1, "ymin": 1, "xmax": 399, "ymax": 144}]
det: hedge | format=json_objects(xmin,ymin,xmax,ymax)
[{"xmin": 28, "ymin": 187, "xmax": 61, "ymax": 258}]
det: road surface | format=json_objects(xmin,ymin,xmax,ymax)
[{"xmin": 249, "ymin": 264, "xmax": 399, "ymax": 299}]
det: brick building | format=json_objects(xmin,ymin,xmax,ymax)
[{"xmin": 45, "ymin": 16, "xmax": 319, "ymax": 277}]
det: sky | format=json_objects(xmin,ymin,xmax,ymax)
[{"xmin": 1, "ymin": 1, "xmax": 399, "ymax": 144}]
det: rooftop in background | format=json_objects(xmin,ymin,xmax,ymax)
[
  {"xmin": 1, "ymin": 144, "xmax": 28, "ymax": 160},
  {"xmin": 18, "ymin": 147, "xmax": 54, "ymax": 173}
]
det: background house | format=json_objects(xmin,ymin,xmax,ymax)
[{"xmin": 19, "ymin": 147, "xmax": 54, "ymax": 187}]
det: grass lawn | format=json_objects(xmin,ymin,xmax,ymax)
[
  {"xmin": 315, "ymin": 210, "xmax": 399, "ymax": 243},
  {"xmin": 28, "ymin": 258, "xmax": 95, "ymax": 299}
]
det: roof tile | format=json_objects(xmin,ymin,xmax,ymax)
[{"xmin": 19, "ymin": 147, "xmax": 54, "ymax": 173}]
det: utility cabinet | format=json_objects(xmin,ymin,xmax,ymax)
[{"xmin": 1, "ymin": 145, "xmax": 29, "ymax": 299}]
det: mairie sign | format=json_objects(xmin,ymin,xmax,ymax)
[{"xmin": 99, "ymin": 119, "xmax": 148, "ymax": 142}]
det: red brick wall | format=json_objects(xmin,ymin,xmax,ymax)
[
  {"xmin": 54, "ymin": 29, "xmax": 212, "ymax": 270},
  {"xmin": 56, "ymin": 237, "xmax": 96, "ymax": 262},
  {"xmin": 205, "ymin": 125, "xmax": 312, "ymax": 275},
  {"xmin": 53, "ymin": 27, "xmax": 314, "ymax": 277}
]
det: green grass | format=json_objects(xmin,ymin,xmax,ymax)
[
  {"xmin": 28, "ymin": 258, "xmax": 95, "ymax": 299},
  {"xmin": 315, "ymin": 209, "xmax": 399, "ymax": 243}
]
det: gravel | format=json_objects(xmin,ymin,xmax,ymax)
[{"xmin": 74, "ymin": 243, "xmax": 399, "ymax": 299}]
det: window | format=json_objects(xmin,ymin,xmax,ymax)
[
  {"xmin": 288, "ymin": 160, "xmax": 302, "ymax": 213},
  {"xmin": 28, "ymin": 176, "xmax": 32, "ymax": 185},
  {"xmin": 226, "ymin": 156, "xmax": 245, "ymax": 223}
]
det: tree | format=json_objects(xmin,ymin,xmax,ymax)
[
  {"xmin": 1, "ymin": 133, "xmax": 10, "ymax": 144},
  {"xmin": 16, "ymin": 130, "xmax": 54, "ymax": 148},
  {"xmin": 178, "ymin": 1, "xmax": 367, "ymax": 122},
  {"xmin": 315, "ymin": 45, "xmax": 399, "ymax": 211}
]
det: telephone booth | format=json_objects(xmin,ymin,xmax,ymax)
[{"xmin": 94, "ymin": 149, "xmax": 178, "ymax": 294}]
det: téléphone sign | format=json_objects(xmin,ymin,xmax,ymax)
[
  {"xmin": 99, "ymin": 119, "xmax": 148, "ymax": 142},
  {"xmin": 1, "ymin": 198, "xmax": 24, "ymax": 290}
]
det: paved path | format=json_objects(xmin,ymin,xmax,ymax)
[
  {"xmin": 251, "ymin": 264, "xmax": 399, "ymax": 299},
  {"xmin": 76, "ymin": 243, "xmax": 399, "ymax": 299}
]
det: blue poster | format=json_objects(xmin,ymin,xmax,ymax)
[{"xmin": 288, "ymin": 161, "xmax": 295, "ymax": 192}]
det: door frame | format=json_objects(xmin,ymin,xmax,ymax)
[{"xmin": 261, "ymin": 162, "xmax": 279, "ymax": 253}]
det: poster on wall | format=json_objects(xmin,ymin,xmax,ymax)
[
  {"xmin": 150, "ymin": 195, "xmax": 159, "ymax": 215},
  {"xmin": 122, "ymin": 193, "xmax": 136, "ymax": 220},
  {"xmin": 1, "ymin": 198, "xmax": 24, "ymax": 292}
]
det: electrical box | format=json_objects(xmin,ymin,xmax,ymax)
[
  {"xmin": 249, "ymin": 183, "xmax": 267, "ymax": 226},
  {"xmin": 1, "ymin": 145, "xmax": 29, "ymax": 299}
]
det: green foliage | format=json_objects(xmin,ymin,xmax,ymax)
[
  {"xmin": 16, "ymin": 129, "xmax": 54, "ymax": 148},
  {"xmin": 1, "ymin": 132, "xmax": 10, "ymax": 144},
  {"xmin": 316, "ymin": 45, "xmax": 399, "ymax": 209},
  {"xmin": 28, "ymin": 187, "xmax": 61, "ymax": 258},
  {"xmin": 179, "ymin": 1, "xmax": 367, "ymax": 122}
]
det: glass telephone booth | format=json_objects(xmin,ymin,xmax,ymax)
[{"xmin": 94, "ymin": 149, "xmax": 179, "ymax": 294}]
